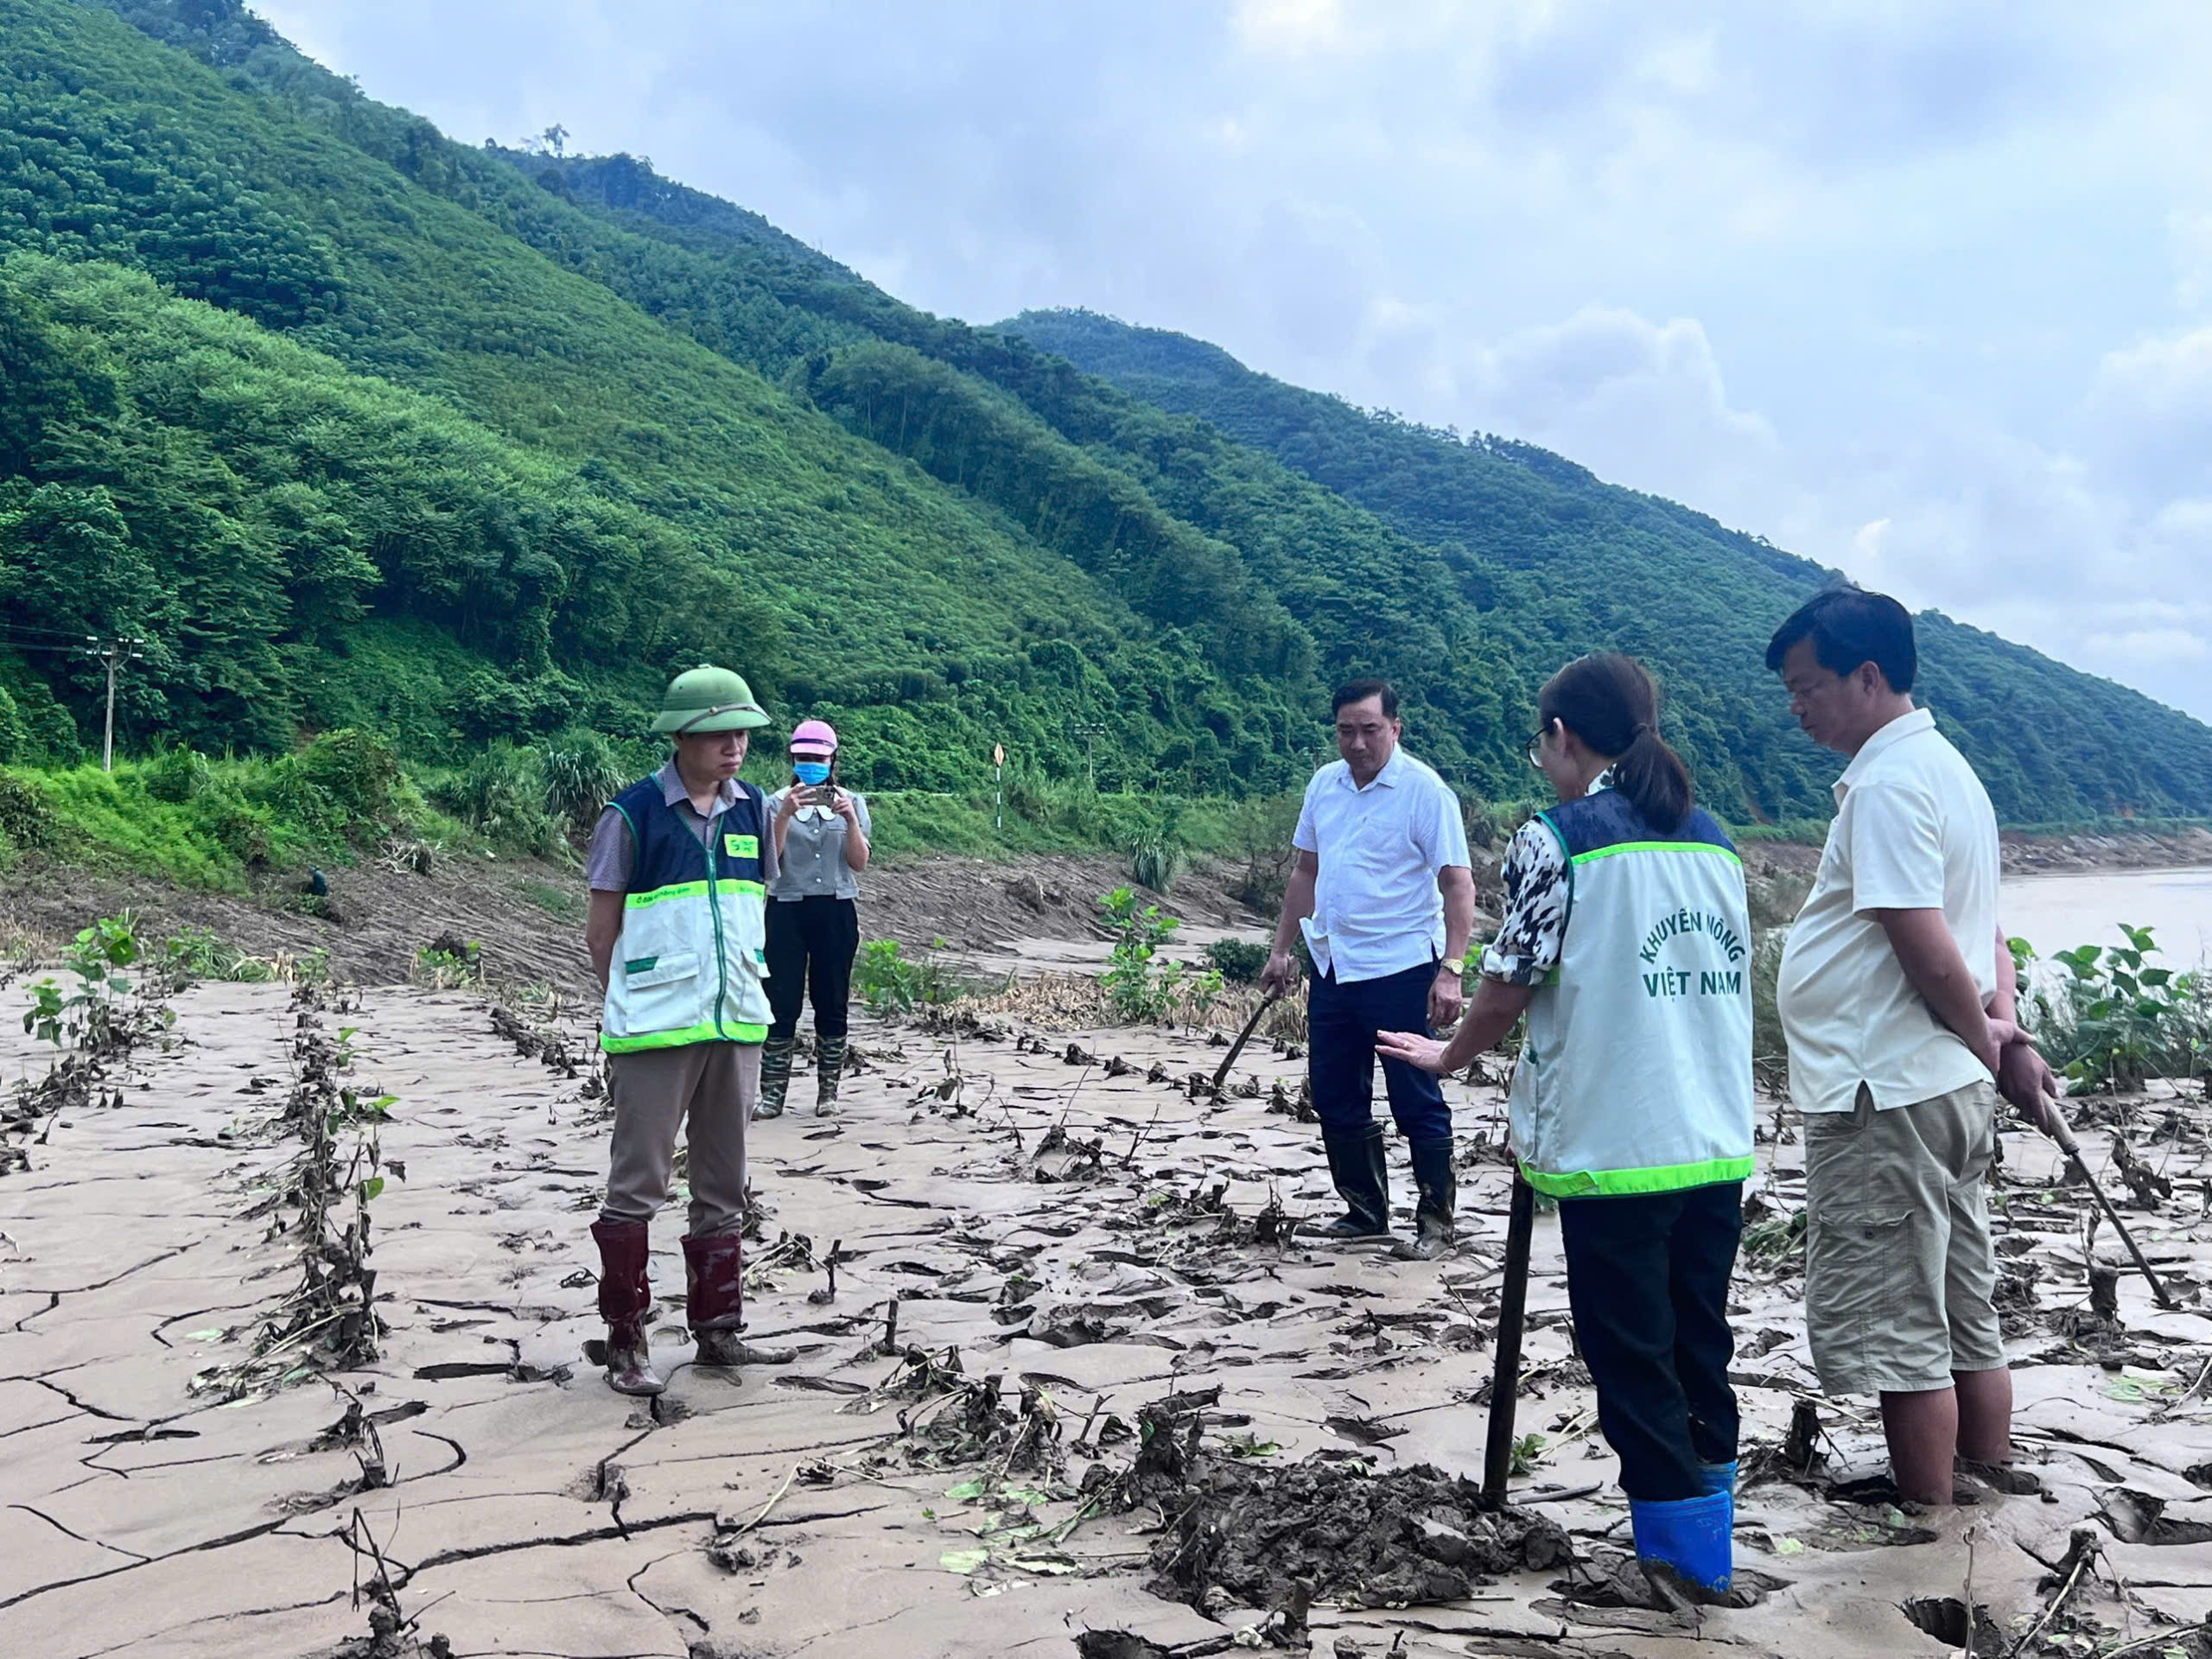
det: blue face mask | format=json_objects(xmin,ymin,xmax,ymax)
[{"xmin": 792, "ymin": 760, "xmax": 831, "ymax": 786}]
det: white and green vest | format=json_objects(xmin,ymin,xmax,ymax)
[
  {"xmin": 600, "ymin": 775, "xmax": 772, "ymax": 1052},
  {"xmin": 1509, "ymin": 789, "xmax": 1755, "ymax": 1198}
]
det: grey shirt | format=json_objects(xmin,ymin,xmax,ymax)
[
  {"xmin": 585, "ymin": 763, "xmax": 778, "ymax": 893},
  {"xmin": 766, "ymin": 787, "xmax": 870, "ymax": 899}
]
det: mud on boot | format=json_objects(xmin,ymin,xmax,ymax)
[
  {"xmin": 589, "ymin": 1216, "xmax": 665, "ymax": 1396},
  {"xmin": 694, "ymin": 1327, "xmax": 798, "ymax": 1369},
  {"xmin": 682, "ymin": 1231, "xmax": 797, "ymax": 1372},
  {"xmin": 814, "ymin": 1034, "xmax": 847, "ymax": 1117},
  {"xmin": 755, "ymin": 1033, "xmax": 795, "ymax": 1120},
  {"xmin": 1395, "ymin": 1135, "xmax": 1457, "ymax": 1260},
  {"xmin": 1629, "ymin": 1490, "xmax": 1733, "ymax": 1605},
  {"xmin": 1316, "ymin": 1122, "xmax": 1391, "ymax": 1239}
]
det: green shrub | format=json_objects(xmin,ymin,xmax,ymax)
[
  {"xmin": 161, "ymin": 924, "xmax": 278, "ymax": 983},
  {"xmin": 0, "ymin": 769, "xmax": 51, "ymax": 850},
  {"xmin": 541, "ymin": 728, "xmax": 623, "ymax": 835},
  {"xmin": 1227, "ymin": 794, "xmax": 1300, "ymax": 913},
  {"xmin": 1129, "ymin": 831, "xmax": 1185, "ymax": 895},
  {"xmin": 1204, "ymin": 938, "xmax": 1272, "ymax": 985},
  {"xmin": 200, "ymin": 781, "xmax": 276, "ymax": 867},
  {"xmin": 1099, "ymin": 887, "xmax": 1220, "ymax": 1024},
  {"xmin": 431, "ymin": 745, "xmax": 556, "ymax": 855},
  {"xmin": 2017, "ymin": 925, "xmax": 2210, "ymax": 1095},
  {"xmin": 855, "ymin": 938, "xmax": 954, "ymax": 1014},
  {"xmin": 25, "ymin": 912, "xmax": 150, "ymax": 1052},
  {"xmin": 451, "ymin": 669, "xmax": 584, "ymax": 741},
  {"xmin": 143, "ymin": 745, "xmax": 212, "ymax": 804}
]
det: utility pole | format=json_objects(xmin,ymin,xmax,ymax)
[
  {"xmin": 85, "ymin": 635, "xmax": 144, "ymax": 772},
  {"xmin": 1070, "ymin": 722, "xmax": 1108, "ymax": 793}
]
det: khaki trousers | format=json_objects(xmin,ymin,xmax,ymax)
[{"xmin": 600, "ymin": 1041, "xmax": 758, "ymax": 1237}]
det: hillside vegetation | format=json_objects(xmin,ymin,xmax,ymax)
[{"xmin": 0, "ymin": 0, "xmax": 2204, "ymax": 862}]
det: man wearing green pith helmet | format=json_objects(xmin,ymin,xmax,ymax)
[{"xmin": 582, "ymin": 665, "xmax": 796, "ymax": 1396}]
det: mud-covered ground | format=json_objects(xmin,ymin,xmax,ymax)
[
  {"xmin": 7, "ymin": 953, "xmax": 2212, "ymax": 1659},
  {"xmin": 0, "ymin": 849, "xmax": 1260, "ymax": 996}
]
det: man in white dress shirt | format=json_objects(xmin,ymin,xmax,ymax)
[
  {"xmin": 1770, "ymin": 588, "xmax": 2056, "ymax": 1503},
  {"xmin": 1262, "ymin": 680, "xmax": 1476, "ymax": 1258}
]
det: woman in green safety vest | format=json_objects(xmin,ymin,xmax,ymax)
[{"xmin": 1379, "ymin": 652, "xmax": 1754, "ymax": 1605}]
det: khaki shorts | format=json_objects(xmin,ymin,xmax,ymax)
[{"xmin": 1803, "ymin": 1080, "xmax": 2005, "ymax": 1395}]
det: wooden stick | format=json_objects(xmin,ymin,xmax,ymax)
[
  {"xmin": 1482, "ymin": 1173, "xmax": 1536, "ymax": 1507},
  {"xmin": 1210, "ymin": 992, "xmax": 1284, "ymax": 1094},
  {"xmin": 2044, "ymin": 1096, "xmax": 2177, "ymax": 1310}
]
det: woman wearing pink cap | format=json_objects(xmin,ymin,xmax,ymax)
[{"xmin": 758, "ymin": 719, "xmax": 872, "ymax": 1117}]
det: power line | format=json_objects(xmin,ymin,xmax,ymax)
[
  {"xmin": 0, "ymin": 619, "xmax": 113, "ymax": 639},
  {"xmin": 0, "ymin": 632, "xmax": 96, "ymax": 655}
]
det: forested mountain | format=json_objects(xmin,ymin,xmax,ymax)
[
  {"xmin": 2, "ymin": 0, "xmax": 2208, "ymax": 827},
  {"xmin": 1003, "ymin": 309, "xmax": 2212, "ymax": 827}
]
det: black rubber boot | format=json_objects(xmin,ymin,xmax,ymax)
[
  {"xmin": 1399, "ymin": 1136, "xmax": 1457, "ymax": 1260},
  {"xmin": 1317, "ymin": 1122, "xmax": 1391, "ymax": 1239}
]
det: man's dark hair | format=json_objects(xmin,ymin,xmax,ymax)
[
  {"xmin": 1764, "ymin": 587, "xmax": 1917, "ymax": 694},
  {"xmin": 1332, "ymin": 678, "xmax": 1398, "ymax": 718}
]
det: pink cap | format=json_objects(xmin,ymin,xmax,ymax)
[{"xmin": 789, "ymin": 718, "xmax": 839, "ymax": 756}]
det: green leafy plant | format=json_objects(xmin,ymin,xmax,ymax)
[
  {"xmin": 2016, "ymin": 925, "xmax": 2209, "ymax": 1095},
  {"xmin": 415, "ymin": 935, "xmax": 482, "ymax": 988},
  {"xmin": 1097, "ymin": 887, "xmax": 1221, "ymax": 1024},
  {"xmin": 855, "ymin": 938, "xmax": 954, "ymax": 1014},
  {"xmin": 22, "ymin": 910, "xmax": 147, "ymax": 1050}
]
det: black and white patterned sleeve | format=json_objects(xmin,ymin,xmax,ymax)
[{"xmin": 1478, "ymin": 818, "xmax": 1570, "ymax": 986}]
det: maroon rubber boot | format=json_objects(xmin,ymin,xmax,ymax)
[
  {"xmin": 684, "ymin": 1232, "xmax": 795, "ymax": 1371},
  {"xmin": 589, "ymin": 1217, "xmax": 664, "ymax": 1396}
]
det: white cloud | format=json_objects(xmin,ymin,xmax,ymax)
[{"xmin": 253, "ymin": 0, "xmax": 2212, "ymax": 721}]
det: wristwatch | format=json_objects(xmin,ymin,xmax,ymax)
[{"xmin": 1435, "ymin": 959, "xmax": 1464, "ymax": 977}]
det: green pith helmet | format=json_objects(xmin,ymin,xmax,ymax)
[{"xmin": 651, "ymin": 665, "xmax": 771, "ymax": 735}]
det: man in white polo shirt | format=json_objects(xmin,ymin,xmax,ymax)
[
  {"xmin": 1770, "ymin": 588, "xmax": 2048, "ymax": 1504},
  {"xmin": 1262, "ymin": 679, "xmax": 1475, "ymax": 1258}
]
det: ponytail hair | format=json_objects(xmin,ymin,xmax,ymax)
[{"xmin": 1536, "ymin": 653, "xmax": 1693, "ymax": 833}]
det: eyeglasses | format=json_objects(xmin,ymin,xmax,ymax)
[{"xmin": 1527, "ymin": 727, "xmax": 1548, "ymax": 771}]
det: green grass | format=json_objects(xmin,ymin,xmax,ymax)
[
  {"xmin": 3, "ymin": 728, "xmax": 474, "ymax": 888},
  {"xmin": 863, "ymin": 788, "xmax": 1247, "ymax": 861},
  {"xmin": 1, "ymin": 736, "xmax": 1273, "ymax": 892},
  {"xmin": 519, "ymin": 880, "xmax": 580, "ymax": 916}
]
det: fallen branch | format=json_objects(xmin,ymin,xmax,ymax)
[{"xmin": 732, "ymin": 1465, "xmax": 798, "ymax": 1538}]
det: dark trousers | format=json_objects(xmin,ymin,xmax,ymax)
[
  {"xmin": 1558, "ymin": 1181, "xmax": 1743, "ymax": 1501},
  {"xmin": 1307, "ymin": 962, "xmax": 1451, "ymax": 1142},
  {"xmin": 765, "ymin": 896, "xmax": 860, "ymax": 1042}
]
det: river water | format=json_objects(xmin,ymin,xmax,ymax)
[{"xmin": 2000, "ymin": 865, "xmax": 2212, "ymax": 966}]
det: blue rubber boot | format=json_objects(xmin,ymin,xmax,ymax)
[
  {"xmin": 1629, "ymin": 1490, "xmax": 1733, "ymax": 1601},
  {"xmin": 1697, "ymin": 1459, "xmax": 1738, "ymax": 1496}
]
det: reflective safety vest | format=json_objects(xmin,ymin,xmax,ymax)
[
  {"xmin": 600, "ymin": 776, "xmax": 772, "ymax": 1052},
  {"xmin": 1509, "ymin": 787, "xmax": 1755, "ymax": 1198}
]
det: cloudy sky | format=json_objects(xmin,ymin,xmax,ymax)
[{"xmin": 262, "ymin": 0, "xmax": 2212, "ymax": 721}]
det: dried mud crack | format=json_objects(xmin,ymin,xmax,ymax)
[{"xmin": 5, "ymin": 970, "xmax": 2212, "ymax": 1657}]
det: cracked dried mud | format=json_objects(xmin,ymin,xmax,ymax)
[{"xmin": 8, "ymin": 948, "xmax": 2212, "ymax": 1658}]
